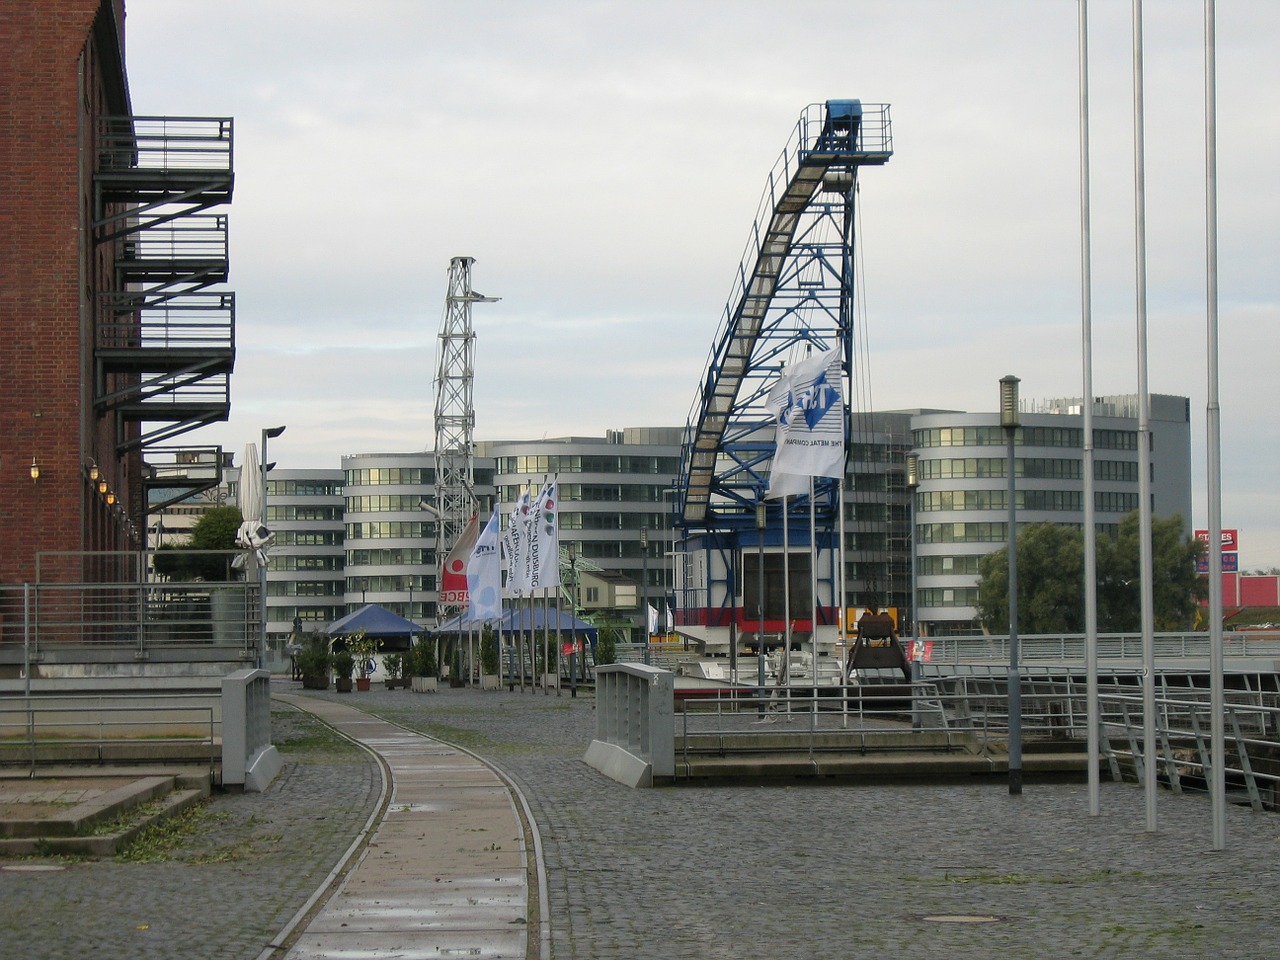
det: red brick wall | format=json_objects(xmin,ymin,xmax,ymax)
[{"xmin": 0, "ymin": 0, "xmax": 130, "ymax": 584}]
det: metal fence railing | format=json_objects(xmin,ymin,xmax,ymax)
[
  {"xmin": 0, "ymin": 569, "xmax": 258, "ymax": 662},
  {"xmin": 0, "ymin": 695, "xmax": 217, "ymax": 780},
  {"xmin": 660, "ymin": 676, "xmax": 1280, "ymax": 808}
]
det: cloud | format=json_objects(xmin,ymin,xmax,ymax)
[{"xmin": 125, "ymin": 0, "xmax": 1280, "ymax": 564}]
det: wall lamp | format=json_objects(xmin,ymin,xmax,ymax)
[
  {"xmin": 87, "ymin": 459, "xmax": 99, "ymax": 482},
  {"xmin": 30, "ymin": 457, "xmax": 40, "ymax": 481},
  {"xmin": 106, "ymin": 491, "xmax": 116, "ymax": 506},
  {"xmin": 98, "ymin": 478, "xmax": 109, "ymax": 495}
]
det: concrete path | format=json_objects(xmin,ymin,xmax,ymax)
[{"xmin": 275, "ymin": 695, "xmax": 535, "ymax": 960}]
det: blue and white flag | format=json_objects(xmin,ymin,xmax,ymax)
[
  {"xmin": 528, "ymin": 479, "xmax": 560, "ymax": 591},
  {"xmin": 765, "ymin": 347, "xmax": 846, "ymax": 498},
  {"xmin": 467, "ymin": 508, "xmax": 502, "ymax": 621}
]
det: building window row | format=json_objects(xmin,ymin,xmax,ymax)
[
  {"xmin": 918, "ymin": 521, "xmax": 1007, "ymax": 544},
  {"xmin": 346, "ymin": 495, "xmax": 428, "ymax": 513},
  {"xmin": 276, "ymin": 530, "xmax": 344, "ymax": 546},
  {"xmin": 1096, "ymin": 459, "xmax": 1139, "ymax": 482},
  {"xmin": 348, "ymin": 548, "xmax": 433, "ymax": 567},
  {"xmin": 268, "ymin": 555, "xmax": 344, "ymax": 571},
  {"xmin": 347, "ymin": 575, "xmax": 434, "ymax": 593},
  {"xmin": 917, "ymin": 554, "xmax": 983, "ymax": 577},
  {"xmin": 921, "ymin": 490, "xmax": 1083, "ymax": 513},
  {"xmin": 915, "ymin": 425, "xmax": 1137, "ymax": 451},
  {"xmin": 557, "ymin": 512, "xmax": 666, "ymax": 532},
  {"xmin": 1096, "ymin": 492, "xmax": 1141, "ymax": 513},
  {"xmin": 346, "ymin": 521, "xmax": 433, "ymax": 540},
  {"xmin": 267, "ymin": 479, "xmax": 343, "ymax": 497},
  {"xmin": 271, "ymin": 605, "xmax": 344, "ymax": 624},
  {"xmin": 497, "ymin": 454, "xmax": 681, "ymax": 476},
  {"xmin": 267, "ymin": 580, "xmax": 343, "ymax": 597},
  {"xmin": 345, "ymin": 467, "xmax": 434, "ymax": 486},
  {"xmin": 918, "ymin": 586, "xmax": 982, "ymax": 607},
  {"xmin": 1094, "ymin": 429, "xmax": 1139, "ymax": 451},
  {"xmin": 267, "ymin": 505, "xmax": 343, "ymax": 522}
]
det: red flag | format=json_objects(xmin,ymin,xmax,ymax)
[{"xmin": 438, "ymin": 513, "xmax": 480, "ymax": 606}]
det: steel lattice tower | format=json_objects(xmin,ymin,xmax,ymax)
[{"xmin": 433, "ymin": 257, "xmax": 498, "ymax": 605}]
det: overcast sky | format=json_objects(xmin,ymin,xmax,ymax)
[{"xmin": 123, "ymin": 1, "xmax": 1280, "ymax": 567}]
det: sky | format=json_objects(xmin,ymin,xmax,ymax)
[{"xmin": 122, "ymin": 0, "xmax": 1280, "ymax": 568}]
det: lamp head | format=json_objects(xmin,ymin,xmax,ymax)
[{"xmin": 999, "ymin": 375, "xmax": 1021, "ymax": 430}]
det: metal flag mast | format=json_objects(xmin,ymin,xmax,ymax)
[{"xmin": 433, "ymin": 256, "xmax": 498, "ymax": 681}]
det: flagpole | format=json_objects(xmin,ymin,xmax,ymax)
[
  {"xmin": 809, "ymin": 476, "xmax": 819, "ymax": 712},
  {"xmin": 782, "ymin": 495, "xmax": 792, "ymax": 693}
]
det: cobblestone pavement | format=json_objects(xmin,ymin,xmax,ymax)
[
  {"xmin": 314, "ymin": 684, "xmax": 1280, "ymax": 960},
  {"xmin": 5, "ymin": 681, "xmax": 1280, "ymax": 960},
  {"xmin": 0, "ymin": 700, "xmax": 381, "ymax": 960}
]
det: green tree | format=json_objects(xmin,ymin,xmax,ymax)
[
  {"xmin": 595, "ymin": 624, "xmax": 620, "ymax": 666},
  {"xmin": 976, "ymin": 514, "xmax": 1205, "ymax": 634},
  {"xmin": 1097, "ymin": 512, "xmax": 1205, "ymax": 632},
  {"xmin": 153, "ymin": 505, "xmax": 243, "ymax": 581},
  {"xmin": 977, "ymin": 522, "xmax": 1084, "ymax": 634}
]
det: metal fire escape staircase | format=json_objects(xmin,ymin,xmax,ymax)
[{"xmin": 92, "ymin": 117, "xmax": 236, "ymax": 510}]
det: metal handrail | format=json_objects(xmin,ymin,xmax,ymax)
[{"xmin": 0, "ymin": 695, "xmax": 217, "ymax": 780}]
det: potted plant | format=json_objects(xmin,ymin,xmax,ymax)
[
  {"xmin": 344, "ymin": 629, "xmax": 380, "ymax": 691},
  {"xmin": 479, "ymin": 627, "xmax": 501, "ymax": 690},
  {"xmin": 408, "ymin": 637, "xmax": 437, "ymax": 693},
  {"xmin": 298, "ymin": 634, "xmax": 331, "ymax": 690},
  {"xmin": 383, "ymin": 653, "xmax": 404, "ymax": 689},
  {"xmin": 332, "ymin": 650, "xmax": 354, "ymax": 693}
]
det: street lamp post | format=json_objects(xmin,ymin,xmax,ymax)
[
  {"xmin": 640, "ymin": 526, "xmax": 650, "ymax": 666},
  {"xmin": 1000, "ymin": 375, "xmax": 1022, "ymax": 796},
  {"xmin": 905, "ymin": 452, "xmax": 921, "ymax": 727},
  {"xmin": 259, "ymin": 425, "xmax": 285, "ymax": 670},
  {"xmin": 567, "ymin": 542, "xmax": 578, "ymax": 699}
]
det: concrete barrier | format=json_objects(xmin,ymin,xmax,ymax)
[
  {"xmin": 221, "ymin": 668, "xmax": 280, "ymax": 791},
  {"xmin": 585, "ymin": 663, "xmax": 674, "ymax": 787}
]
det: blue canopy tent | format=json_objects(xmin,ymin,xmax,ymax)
[
  {"xmin": 327, "ymin": 604, "xmax": 425, "ymax": 652},
  {"xmin": 432, "ymin": 606, "xmax": 598, "ymax": 640}
]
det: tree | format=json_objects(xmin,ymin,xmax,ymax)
[
  {"xmin": 1097, "ymin": 512, "xmax": 1205, "ymax": 632},
  {"xmin": 977, "ymin": 522, "xmax": 1084, "ymax": 634},
  {"xmin": 976, "ymin": 513, "xmax": 1205, "ymax": 634},
  {"xmin": 153, "ymin": 505, "xmax": 243, "ymax": 581}
]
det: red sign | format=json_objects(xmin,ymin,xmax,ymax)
[{"xmin": 1195, "ymin": 528, "xmax": 1239, "ymax": 551}]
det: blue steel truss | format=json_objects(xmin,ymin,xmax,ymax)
[{"xmin": 676, "ymin": 101, "xmax": 892, "ymax": 536}]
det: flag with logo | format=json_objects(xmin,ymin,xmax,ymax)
[
  {"xmin": 765, "ymin": 347, "xmax": 846, "ymax": 499},
  {"xmin": 438, "ymin": 512, "xmax": 480, "ymax": 607},
  {"xmin": 528, "ymin": 479, "xmax": 560, "ymax": 590},
  {"xmin": 467, "ymin": 508, "xmax": 502, "ymax": 621},
  {"xmin": 503, "ymin": 486, "xmax": 533, "ymax": 594}
]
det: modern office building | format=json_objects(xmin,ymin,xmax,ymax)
[
  {"xmin": 912, "ymin": 394, "xmax": 1192, "ymax": 635},
  {"xmin": 480, "ymin": 427, "xmax": 684, "ymax": 619},
  {"xmin": 264, "ymin": 469, "xmax": 346, "ymax": 644}
]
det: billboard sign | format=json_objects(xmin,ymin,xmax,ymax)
[{"xmin": 1195, "ymin": 528, "xmax": 1239, "ymax": 551}]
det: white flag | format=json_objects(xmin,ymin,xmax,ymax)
[
  {"xmin": 467, "ymin": 508, "xmax": 502, "ymax": 621},
  {"xmin": 528, "ymin": 480, "xmax": 560, "ymax": 591},
  {"xmin": 503, "ymin": 487, "xmax": 533, "ymax": 594},
  {"xmin": 765, "ymin": 347, "xmax": 846, "ymax": 498},
  {"xmin": 647, "ymin": 602, "xmax": 659, "ymax": 636}
]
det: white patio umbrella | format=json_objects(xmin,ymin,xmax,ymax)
[{"xmin": 234, "ymin": 442, "xmax": 273, "ymax": 565}]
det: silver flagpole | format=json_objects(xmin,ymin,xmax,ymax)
[
  {"xmin": 1132, "ymin": 0, "xmax": 1158, "ymax": 832},
  {"xmin": 809, "ymin": 476, "xmax": 819, "ymax": 713},
  {"xmin": 1078, "ymin": 0, "xmax": 1101, "ymax": 817},
  {"xmin": 782, "ymin": 495, "xmax": 792, "ymax": 693},
  {"xmin": 1204, "ymin": 0, "xmax": 1226, "ymax": 851}
]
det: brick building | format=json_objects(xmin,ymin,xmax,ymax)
[{"xmin": 0, "ymin": 1, "xmax": 234, "ymax": 587}]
